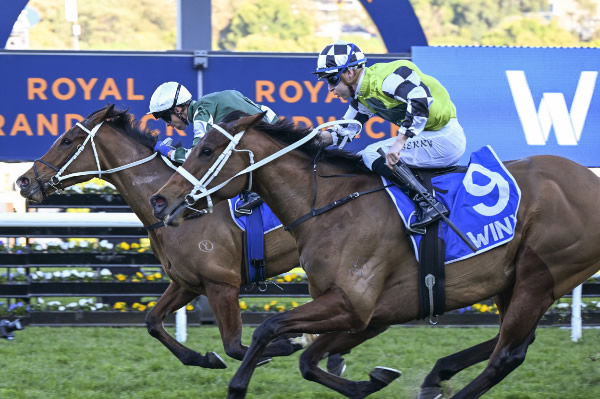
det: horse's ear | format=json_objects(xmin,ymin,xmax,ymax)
[
  {"xmin": 231, "ymin": 112, "xmax": 267, "ymax": 133},
  {"xmin": 87, "ymin": 104, "xmax": 115, "ymax": 126},
  {"xmin": 102, "ymin": 104, "xmax": 116, "ymax": 121}
]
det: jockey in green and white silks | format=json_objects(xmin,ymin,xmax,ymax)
[
  {"xmin": 313, "ymin": 40, "xmax": 466, "ymax": 230},
  {"xmin": 149, "ymin": 83, "xmax": 277, "ymax": 163}
]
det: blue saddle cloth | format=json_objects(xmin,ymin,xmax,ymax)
[
  {"xmin": 227, "ymin": 196, "xmax": 282, "ymax": 233},
  {"xmin": 383, "ymin": 145, "xmax": 521, "ymax": 264}
]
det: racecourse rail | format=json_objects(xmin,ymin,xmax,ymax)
[{"xmin": 0, "ymin": 194, "xmax": 597, "ymax": 340}]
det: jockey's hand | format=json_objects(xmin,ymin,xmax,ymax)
[
  {"xmin": 385, "ymin": 135, "xmax": 408, "ymax": 168},
  {"xmin": 154, "ymin": 140, "xmax": 172, "ymax": 157}
]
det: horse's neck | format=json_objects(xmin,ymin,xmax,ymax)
[
  {"xmin": 252, "ymin": 153, "xmax": 353, "ymax": 228},
  {"xmin": 102, "ymin": 155, "xmax": 173, "ymax": 228}
]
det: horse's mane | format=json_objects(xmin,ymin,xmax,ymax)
[
  {"xmin": 222, "ymin": 110, "xmax": 370, "ymax": 174},
  {"xmin": 85, "ymin": 106, "xmax": 159, "ymax": 150}
]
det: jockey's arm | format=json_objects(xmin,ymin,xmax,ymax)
[
  {"xmin": 385, "ymin": 66, "xmax": 431, "ymax": 138},
  {"xmin": 319, "ymin": 99, "xmax": 371, "ymax": 147}
]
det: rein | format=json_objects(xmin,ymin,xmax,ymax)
[
  {"xmin": 176, "ymin": 120, "xmax": 361, "ymax": 213},
  {"xmin": 284, "ymin": 147, "xmax": 391, "ymax": 231}
]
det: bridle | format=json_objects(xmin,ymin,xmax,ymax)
[
  {"xmin": 174, "ymin": 120, "xmax": 361, "ymax": 213},
  {"xmin": 33, "ymin": 121, "xmax": 172, "ymax": 198}
]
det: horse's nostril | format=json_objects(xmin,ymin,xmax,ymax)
[
  {"xmin": 151, "ymin": 195, "xmax": 166, "ymax": 209},
  {"xmin": 16, "ymin": 176, "xmax": 30, "ymax": 189}
]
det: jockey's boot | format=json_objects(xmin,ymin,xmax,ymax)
[
  {"xmin": 234, "ymin": 190, "xmax": 264, "ymax": 217},
  {"xmin": 410, "ymin": 192, "xmax": 449, "ymax": 230},
  {"xmin": 372, "ymin": 156, "xmax": 448, "ymax": 230}
]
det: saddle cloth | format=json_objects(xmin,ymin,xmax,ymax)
[
  {"xmin": 383, "ymin": 145, "xmax": 522, "ymax": 264},
  {"xmin": 228, "ymin": 195, "xmax": 282, "ymax": 234}
]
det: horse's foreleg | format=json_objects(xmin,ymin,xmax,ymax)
[
  {"xmin": 451, "ymin": 246, "xmax": 554, "ymax": 399},
  {"xmin": 204, "ymin": 282, "xmax": 306, "ymax": 363},
  {"xmin": 146, "ymin": 281, "xmax": 226, "ymax": 369},
  {"xmin": 228, "ymin": 286, "xmax": 364, "ymax": 399},
  {"xmin": 203, "ymin": 281, "xmax": 249, "ymax": 361},
  {"xmin": 298, "ymin": 327, "xmax": 400, "ymax": 399}
]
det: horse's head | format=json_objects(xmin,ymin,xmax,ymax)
[
  {"xmin": 16, "ymin": 104, "xmax": 155, "ymax": 202},
  {"xmin": 151, "ymin": 112, "xmax": 266, "ymax": 226}
]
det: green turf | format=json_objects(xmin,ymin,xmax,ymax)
[{"xmin": 0, "ymin": 326, "xmax": 598, "ymax": 398}]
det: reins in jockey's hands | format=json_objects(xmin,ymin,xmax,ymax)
[
  {"xmin": 154, "ymin": 138, "xmax": 174, "ymax": 157},
  {"xmin": 321, "ymin": 124, "xmax": 360, "ymax": 148}
]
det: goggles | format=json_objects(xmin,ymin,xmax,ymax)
[
  {"xmin": 152, "ymin": 110, "xmax": 172, "ymax": 123},
  {"xmin": 324, "ymin": 72, "xmax": 343, "ymax": 87},
  {"xmin": 151, "ymin": 83, "xmax": 182, "ymax": 123}
]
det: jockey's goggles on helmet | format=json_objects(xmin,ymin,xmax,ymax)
[
  {"xmin": 324, "ymin": 72, "xmax": 343, "ymax": 87},
  {"xmin": 152, "ymin": 83, "xmax": 184, "ymax": 123},
  {"xmin": 152, "ymin": 109, "xmax": 173, "ymax": 123}
]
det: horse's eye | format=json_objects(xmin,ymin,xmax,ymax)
[
  {"xmin": 61, "ymin": 138, "xmax": 72, "ymax": 145},
  {"xmin": 200, "ymin": 147, "xmax": 212, "ymax": 156}
]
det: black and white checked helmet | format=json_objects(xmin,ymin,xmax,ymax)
[{"xmin": 313, "ymin": 40, "xmax": 367, "ymax": 77}]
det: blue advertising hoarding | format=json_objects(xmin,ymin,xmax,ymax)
[
  {"xmin": 1, "ymin": 47, "xmax": 599, "ymax": 167},
  {"xmin": 0, "ymin": 50, "xmax": 197, "ymax": 161},
  {"xmin": 202, "ymin": 52, "xmax": 405, "ymax": 155},
  {"xmin": 413, "ymin": 46, "xmax": 600, "ymax": 166}
]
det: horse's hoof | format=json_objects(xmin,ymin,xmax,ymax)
[
  {"xmin": 369, "ymin": 366, "xmax": 402, "ymax": 386},
  {"xmin": 257, "ymin": 357, "xmax": 273, "ymax": 367},
  {"xmin": 227, "ymin": 387, "xmax": 247, "ymax": 399},
  {"xmin": 417, "ymin": 386, "xmax": 443, "ymax": 399},
  {"xmin": 327, "ymin": 358, "xmax": 347, "ymax": 376},
  {"xmin": 207, "ymin": 351, "xmax": 227, "ymax": 369}
]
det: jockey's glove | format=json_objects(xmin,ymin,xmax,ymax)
[
  {"xmin": 154, "ymin": 138, "xmax": 173, "ymax": 157},
  {"xmin": 327, "ymin": 125, "xmax": 358, "ymax": 148}
]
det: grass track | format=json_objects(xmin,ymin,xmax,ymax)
[{"xmin": 1, "ymin": 326, "xmax": 598, "ymax": 398}]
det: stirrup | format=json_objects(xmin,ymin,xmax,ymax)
[
  {"xmin": 406, "ymin": 211, "xmax": 426, "ymax": 235},
  {"xmin": 234, "ymin": 192, "xmax": 263, "ymax": 217}
]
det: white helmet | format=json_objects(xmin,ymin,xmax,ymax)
[{"xmin": 148, "ymin": 82, "xmax": 192, "ymax": 118}]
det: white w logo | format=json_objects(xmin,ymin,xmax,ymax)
[{"xmin": 506, "ymin": 70, "xmax": 597, "ymax": 145}]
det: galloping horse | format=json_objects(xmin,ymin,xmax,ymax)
[
  {"xmin": 16, "ymin": 105, "xmax": 344, "ymax": 372},
  {"xmin": 151, "ymin": 112, "xmax": 600, "ymax": 399}
]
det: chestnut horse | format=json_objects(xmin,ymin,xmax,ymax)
[
  {"xmin": 151, "ymin": 112, "xmax": 600, "ymax": 399},
  {"xmin": 16, "ymin": 105, "xmax": 344, "ymax": 372}
]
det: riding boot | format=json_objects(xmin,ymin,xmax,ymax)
[
  {"xmin": 234, "ymin": 190, "xmax": 264, "ymax": 217},
  {"xmin": 372, "ymin": 156, "xmax": 448, "ymax": 230}
]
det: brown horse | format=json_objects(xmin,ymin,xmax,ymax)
[
  {"xmin": 151, "ymin": 112, "xmax": 600, "ymax": 399},
  {"xmin": 15, "ymin": 105, "xmax": 345, "ymax": 372}
]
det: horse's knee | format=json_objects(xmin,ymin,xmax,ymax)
[
  {"xmin": 145, "ymin": 315, "xmax": 161, "ymax": 338},
  {"xmin": 253, "ymin": 314, "xmax": 283, "ymax": 343},
  {"xmin": 223, "ymin": 341, "xmax": 246, "ymax": 361}
]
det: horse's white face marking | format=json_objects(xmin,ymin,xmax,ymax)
[
  {"xmin": 198, "ymin": 240, "xmax": 214, "ymax": 252},
  {"xmin": 133, "ymin": 176, "xmax": 155, "ymax": 185}
]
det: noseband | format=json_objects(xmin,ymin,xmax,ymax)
[{"xmin": 34, "ymin": 121, "xmax": 167, "ymax": 197}]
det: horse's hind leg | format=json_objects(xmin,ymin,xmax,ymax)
[
  {"xmin": 146, "ymin": 281, "xmax": 226, "ymax": 368},
  {"xmin": 298, "ymin": 326, "xmax": 401, "ymax": 399},
  {"xmin": 451, "ymin": 246, "xmax": 555, "ymax": 399},
  {"xmin": 418, "ymin": 291, "xmax": 512, "ymax": 398}
]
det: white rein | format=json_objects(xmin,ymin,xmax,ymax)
[{"xmin": 177, "ymin": 120, "xmax": 362, "ymax": 212}]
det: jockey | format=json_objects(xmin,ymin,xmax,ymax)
[
  {"xmin": 148, "ymin": 82, "xmax": 278, "ymax": 210},
  {"xmin": 148, "ymin": 82, "xmax": 278, "ymax": 162},
  {"xmin": 313, "ymin": 40, "xmax": 466, "ymax": 230}
]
